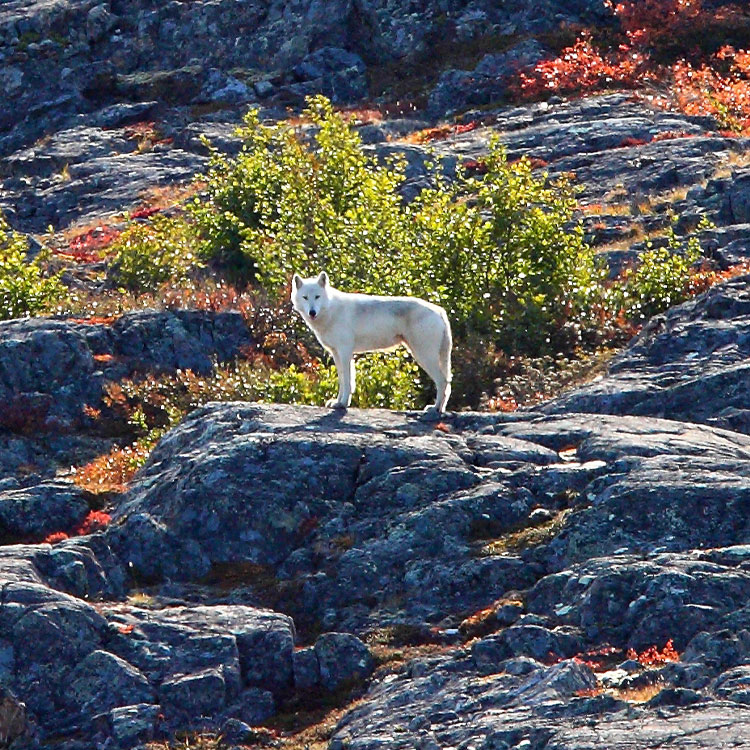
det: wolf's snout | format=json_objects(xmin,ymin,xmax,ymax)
[{"xmin": 309, "ymin": 309, "xmax": 317, "ymax": 319}]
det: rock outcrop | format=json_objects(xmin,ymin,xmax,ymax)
[{"xmin": 0, "ymin": 309, "xmax": 251, "ymax": 429}]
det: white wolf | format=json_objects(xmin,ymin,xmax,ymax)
[{"xmin": 291, "ymin": 272, "xmax": 452, "ymax": 413}]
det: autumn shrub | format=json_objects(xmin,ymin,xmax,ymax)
[
  {"xmin": 672, "ymin": 46, "xmax": 750, "ymax": 133},
  {"xmin": 627, "ymin": 639, "xmax": 680, "ymax": 665},
  {"xmin": 43, "ymin": 510, "xmax": 112, "ymax": 544},
  {"xmin": 73, "ymin": 438, "xmax": 156, "ymax": 494},
  {"xmin": 108, "ymin": 214, "xmax": 201, "ymax": 293},
  {"xmin": 519, "ymin": 0, "xmax": 750, "ymax": 133},
  {"xmin": 0, "ymin": 213, "xmax": 65, "ymax": 320}
]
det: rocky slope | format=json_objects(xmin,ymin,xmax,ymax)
[{"xmin": 4, "ymin": 0, "xmax": 750, "ymax": 748}]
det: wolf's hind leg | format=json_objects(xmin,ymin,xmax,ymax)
[{"xmin": 408, "ymin": 324, "xmax": 452, "ymax": 413}]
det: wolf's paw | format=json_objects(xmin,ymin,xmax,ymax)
[
  {"xmin": 326, "ymin": 399, "xmax": 348, "ymax": 409},
  {"xmin": 421, "ymin": 405, "xmax": 443, "ymax": 422}
]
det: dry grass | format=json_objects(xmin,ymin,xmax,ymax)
[
  {"xmin": 146, "ymin": 734, "xmax": 221, "ymax": 750},
  {"xmin": 610, "ymin": 681, "xmax": 664, "ymax": 703},
  {"xmin": 710, "ymin": 147, "xmax": 750, "ymax": 180},
  {"xmin": 580, "ymin": 201, "xmax": 633, "ymax": 216},
  {"xmin": 267, "ymin": 698, "xmax": 366, "ymax": 750},
  {"xmin": 126, "ymin": 591, "xmax": 158, "ymax": 608},
  {"xmin": 480, "ymin": 509, "xmax": 573, "ymax": 556},
  {"xmin": 136, "ymin": 181, "xmax": 205, "ymax": 212}
]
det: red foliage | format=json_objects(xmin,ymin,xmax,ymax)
[
  {"xmin": 516, "ymin": 0, "xmax": 750, "ymax": 134},
  {"xmin": 462, "ymin": 159, "xmax": 488, "ymax": 175},
  {"xmin": 454, "ymin": 121, "xmax": 478, "ymax": 135},
  {"xmin": 688, "ymin": 260, "xmax": 750, "ymax": 296},
  {"xmin": 627, "ymin": 639, "xmax": 679, "ymax": 665},
  {"xmin": 130, "ymin": 206, "xmax": 162, "ymax": 220},
  {"xmin": 617, "ymin": 136, "xmax": 648, "ymax": 148},
  {"xmin": 82, "ymin": 404, "xmax": 102, "ymax": 420},
  {"xmin": 407, "ymin": 121, "xmax": 477, "ymax": 144},
  {"xmin": 64, "ymin": 225, "xmax": 121, "ymax": 262},
  {"xmin": 651, "ymin": 130, "xmax": 695, "ymax": 142},
  {"xmin": 117, "ymin": 624, "xmax": 135, "ymax": 635},
  {"xmin": 75, "ymin": 510, "xmax": 112, "ymax": 535},
  {"xmin": 606, "ymin": 0, "xmax": 703, "ymax": 48},
  {"xmin": 41, "ymin": 510, "xmax": 111, "ymax": 546},
  {"xmin": 573, "ymin": 645, "xmax": 623, "ymax": 671},
  {"xmin": 527, "ymin": 157, "xmax": 550, "ymax": 169},
  {"xmin": 69, "ymin": 316, "xmax": 118, "ymax": 325},
  {"xmin": 575, "ymin": 687, "xmax": 605, "ymax": 697},
  {"xmin": 43, "ymin": 531, "xmax": 70, "ymax": 545},
  {"xmin": 485, "ymin": 395, "xmax": 519, "ymax": 412},
  {"xmin": 519, "ymin": 36, "xmax": 650, "ymax": 98},
  {"xmin": 672, "ymin": 47, "xmax": 750, "ymax": 133}
]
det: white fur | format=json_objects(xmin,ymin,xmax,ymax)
[{"xmin": 291, "ymin": 272, "xmax": 452, "ymax": 412}]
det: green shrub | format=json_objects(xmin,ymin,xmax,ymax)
[
  {"xmin": 620, "ymin": 223, "xmax": 704, "ymax": 320},
  {"xmin": 192, "ymin": 96, "xmax": 606, "ymax": 355},
  {"xmin": 260, "ymin": 350, "xmax": 422, "ymax": 409},
  {"xmin": 0, "ymin": 214, "xmax": 65, "ymax": 320},
  {"xmin": 109, "ymin": 215, "xmax": 201, "ymax": 293}
]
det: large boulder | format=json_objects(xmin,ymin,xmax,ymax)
[{"xmin": 107, "ymin": 404, "xmax": 555, "ymax": 630}]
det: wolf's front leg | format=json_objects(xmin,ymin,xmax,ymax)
[{"xmin": 326, "ymin": 349, "xmax": 354, "ymax": 408}]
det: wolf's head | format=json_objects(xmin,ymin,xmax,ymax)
[{"xmin": 291, "ymin": 272, "xmax": 331, "ymax": 322}]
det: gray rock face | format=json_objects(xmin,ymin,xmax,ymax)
[
  {"xmin": 108, "ymin": 404, "xmax": 551, "ymax": 630},
  {"xmin": 0, "ymin": 309, "xmax": 251, "ymax": 428},
  {"xmin": 6, "ymin": 392, "xmax": 750, "ymax": 743},
  {"xmin": 0, "ymin": 480, "xmax": 89, "ymax": 542},
  {"xmin": 538, "ymin": 275, "xmax": 750, "ymax": 431},
  {"xmin": 315, "ymin": 632, "xmax": 375, "ymax": 690},
  {"xmin": 292, "ymin": 47, "xmax": 368, "ymax": 104},
  {"xmin": 0, "ymin": 542, "xmax": 297, "ymax": 742},
  {"xmin": 428, "ymin": 39, "xmax": 549, "ymax": 116},
  {"xmin": 0, "ymin": 0, "xmax": 608, "ymax": 173}
]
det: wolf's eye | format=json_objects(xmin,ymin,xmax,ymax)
[
  {"xmin": 302, "ymin": 295, "xmax": 308, "ymax": 300},
  {"xmin": 315, "ymin": 295, "xmax": 320, "ymax": 300}
]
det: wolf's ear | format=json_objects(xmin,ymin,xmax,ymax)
[
  {"xmin": 293, "ymin": 273, "xmax": 303, "ymax": 290},
  {"xmin": 317, "ymin": 271, "xmax": 329, "ymax": 287}
]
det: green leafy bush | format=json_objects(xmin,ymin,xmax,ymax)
[
  {"xmin": 109, "ymin": 215, "xmax": 200, "ymax": 293},
  {"xmin": 192, "ymin": 96, "xmax": 605, "ymax": 355},
  {"xmin": 620, "ymin": 223, "xmax": 704, "ymax": 320},
  {"xmin": 261, "ymin": 350, "xmax": 422, "ymax": 409},
  {"xmin": 0, "ymin": 214, "xmax": 65, "ymax": 320},
  {"xmin": 185, "ymin": 96, "xmax": 713, "ymax": 406}
]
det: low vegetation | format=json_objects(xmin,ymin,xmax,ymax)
[
  {"xmin": 520, "ymin": 0, "xmax": 750, "ymax": 133},
  {"xmin": 82, "ymin": 96, "xmax": 710, "ymax": 414},
  {"xmin": 0, "ymin": 213, "xmax": 64, "ymax": 320}
]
